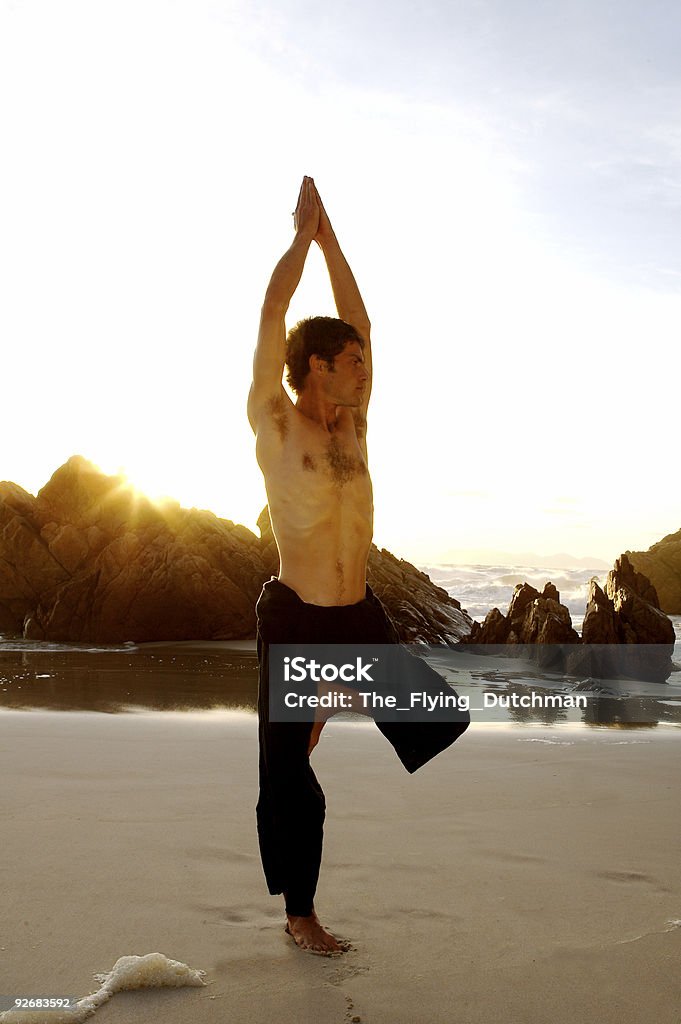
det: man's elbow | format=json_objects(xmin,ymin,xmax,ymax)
[
  {"xmin": 261, "ymin": 295, "xmax": 289, "ymax": 317},
  {"xmin": 351, "ymin": 317, "xmax": 370, "ymax": 342}
]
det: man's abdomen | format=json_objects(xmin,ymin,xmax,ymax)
[
  {"xmin": 274, "ymin": 507, "xmax": 373, "ymax": 606},
  {"xmin": 265, "ymin": 454, "xmax": 374, "ymax": 605}
]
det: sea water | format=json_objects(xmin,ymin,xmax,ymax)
[
  {"xmin": 425, "ymin": 562, "xmax": 681, "ymax": 729},
  {"xmin": 425, "ymin": 561, "xmax": 613, "ymax": 630},
  {"xmin": 1, "ymin": 563, "xmax": 679, "ymax": 728}
]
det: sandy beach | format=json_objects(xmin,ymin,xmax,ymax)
[{"xmin": 2, "ymin": 709, "xmax": 680, "ymax": 1023}]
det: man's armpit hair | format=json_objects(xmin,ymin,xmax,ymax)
[{"xmin": 267, "ymin": 393, "xmax": 290, "ymax": 441}]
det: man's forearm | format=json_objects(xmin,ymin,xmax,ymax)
[
  {"xmin": 318, "ymin": 234, "xmax": 370, "ymax": 333},
  {"xmin": 263, "ymin": 234, "xmax": 313, "ymax": 310}
]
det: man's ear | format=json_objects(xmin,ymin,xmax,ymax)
[{"xmin": 309, "ymin": 354, "xmax": 328, "ymax": 376}]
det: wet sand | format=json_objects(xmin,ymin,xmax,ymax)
[{"xmin": 2, "ymin": 710, "xmax": 680, "ymax": 1023}]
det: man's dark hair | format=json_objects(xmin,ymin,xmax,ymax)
[{"xmin": 285, "ymin": 316, "xmax": 364, "ymax": 395}]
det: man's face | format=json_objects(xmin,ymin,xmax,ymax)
[{"xmin": 323, "ymin": 340, "xmax": 368, "ymax": 406}]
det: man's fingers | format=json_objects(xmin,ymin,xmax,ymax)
[
  {"xmin": 311, "ymin": 184, "xmax": 330, "ymax": 229},
  {"xmin": 312, "ymin": 181, "xmax": 326, "ymax": 211},
  {"xmin": 295, "ymin": 176, "xmax": 315, "ymax": 215},
  {"xmin": 301, "ymin": 178, "xmax": 319, "ymax": 212},
  {"xmin": 291, "ymin": 176, "xmax": 320, "ymax": 235}
]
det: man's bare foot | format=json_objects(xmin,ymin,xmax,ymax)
[{"xmin": 285, "ymin": 910, "xmax": 352, "ymax": 955}]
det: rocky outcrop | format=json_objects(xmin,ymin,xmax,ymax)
[
  {"xmin": 463, "ymin": 582, "xmax": 580, "ymax": 647},
  {"xmin": 575, "ymin": 554, "xmax": 676, "ymax": 682},
  {"xmin": 0, "ymin": 480, "xmax": 71, "ymax": 631},
  {"xmin": 460, "ymin": 581, "xmax": 580, "ymax": 671},
  {"xmin": 582, "ymin": 554, "xmax": 670, "ymax": 643},
  {"xmin": 459, "ymin": 556, "xmax": 675, "ymax": 682},
  {"xmin": 1, "ymin": 457, "xmax": 264, "ymax": 642},
  {"xmin": 0, "ymin": 456, "xmax": 472, "ymax": 644},
  {"xmin": 626, "ymin": 528, "xmax": 681, "ymax": 614}
]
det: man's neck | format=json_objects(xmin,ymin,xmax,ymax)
[{"xmin": 295, "ymin": 392, "xmax": 340, "ymax": 432}]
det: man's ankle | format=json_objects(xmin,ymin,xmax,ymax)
[{"xmin": 285, "ymin": 898, "xmax": 314, "ymax": 918}]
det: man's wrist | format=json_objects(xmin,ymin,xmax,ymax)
[
  {"xmin": 314, "ymin": 230, "xmax": 339, "ymax": 253},
  {"xmin": 293, "ymin": 230, "xmax": 315, "ymax": 248}
]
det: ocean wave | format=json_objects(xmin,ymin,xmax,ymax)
[
  {"xmin": 424, "ymin": 563, "xmax": 603, "ymax": 621},
  {"xmin": 0, "ymin": 636, "xmax": 138, "ymax": 654}
]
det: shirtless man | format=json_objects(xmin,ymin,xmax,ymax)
[
  {"xmin": 248, "ymin": 175, "xmax": 372, "ymax": 611},
  {"xmin": 248, "ymin": 177, "xmax": 468, "ymax": 955}
]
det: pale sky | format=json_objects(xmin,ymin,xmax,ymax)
[{"xmin": 1, "ymin": 0, "xmax": 679, "ymax": 566}]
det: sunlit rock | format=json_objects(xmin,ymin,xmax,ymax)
[
  {"xmin": 626, "ymin": 529, "xmax": 681, "ymax": 614},
  {"xmin": 0, "ymin": 456, "xmax": 472, "ymax": 644}
]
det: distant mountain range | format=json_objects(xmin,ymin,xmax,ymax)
[{"xmin": 437, "ymin": 549, "xmax": 611, "ymax": 570}]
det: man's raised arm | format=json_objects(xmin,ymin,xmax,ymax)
[
  {"xmin": 311, "ymin": 181, "xmax": 372, "ymax": 412},
  {"xmin": 247, "ymin": 177, "xmax": 319, "ymax": 433}
]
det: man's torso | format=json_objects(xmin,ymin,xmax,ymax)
[{"xmin": 256, "ymin": 394, "xmax": 373, "ymax": 605}]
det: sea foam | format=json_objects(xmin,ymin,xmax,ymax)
[{"xmin": 0, "ymin": 952, "xmax": 206, "ymax": 1024}]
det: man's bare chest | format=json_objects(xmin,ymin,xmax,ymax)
[
  {"xmin": 297, "ymin": 431, "xmax": 368, "ymax": 487},
  {"xmin": 257, "ymin": 417, "xmax": 370, "ymax": 493}
]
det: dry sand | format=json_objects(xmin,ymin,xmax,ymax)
[{"xmin": 2, "ymin": 710, "xmax": 680, "ymax": 1024}]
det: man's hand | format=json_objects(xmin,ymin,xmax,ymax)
[
  {"xmin": 293, "ymin": 176, "xmax": 320, "ymax": 242},
  {"xmin": 312, "ymin": 181, "xmax": 336, "ymax": 248}
]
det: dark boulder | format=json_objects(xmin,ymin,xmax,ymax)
[
  {"xmin": 461, "ymin": 557, "xmax": 675, "ymax": 683},
  {"xmin": 575, "ymin": 555, "xmax": 675, "ymax": 682}
]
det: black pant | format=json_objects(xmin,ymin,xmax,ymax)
[{"xmin": 255, "ymin": 577, "xmax": 469, "ymax": 917}]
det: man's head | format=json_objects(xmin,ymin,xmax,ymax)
[{"xmin": 285, "ymin": 316, "xmax": 366, "ymax": 399}]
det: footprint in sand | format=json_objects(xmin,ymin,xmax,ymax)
[{"xmin": 593, "ymin": 869, "xmax": 670, "ymax": 892}]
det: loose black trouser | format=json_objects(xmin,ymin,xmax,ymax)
[{"xmin": 255, "ymin": 577, "xmax": 470, "ymax": 917}]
